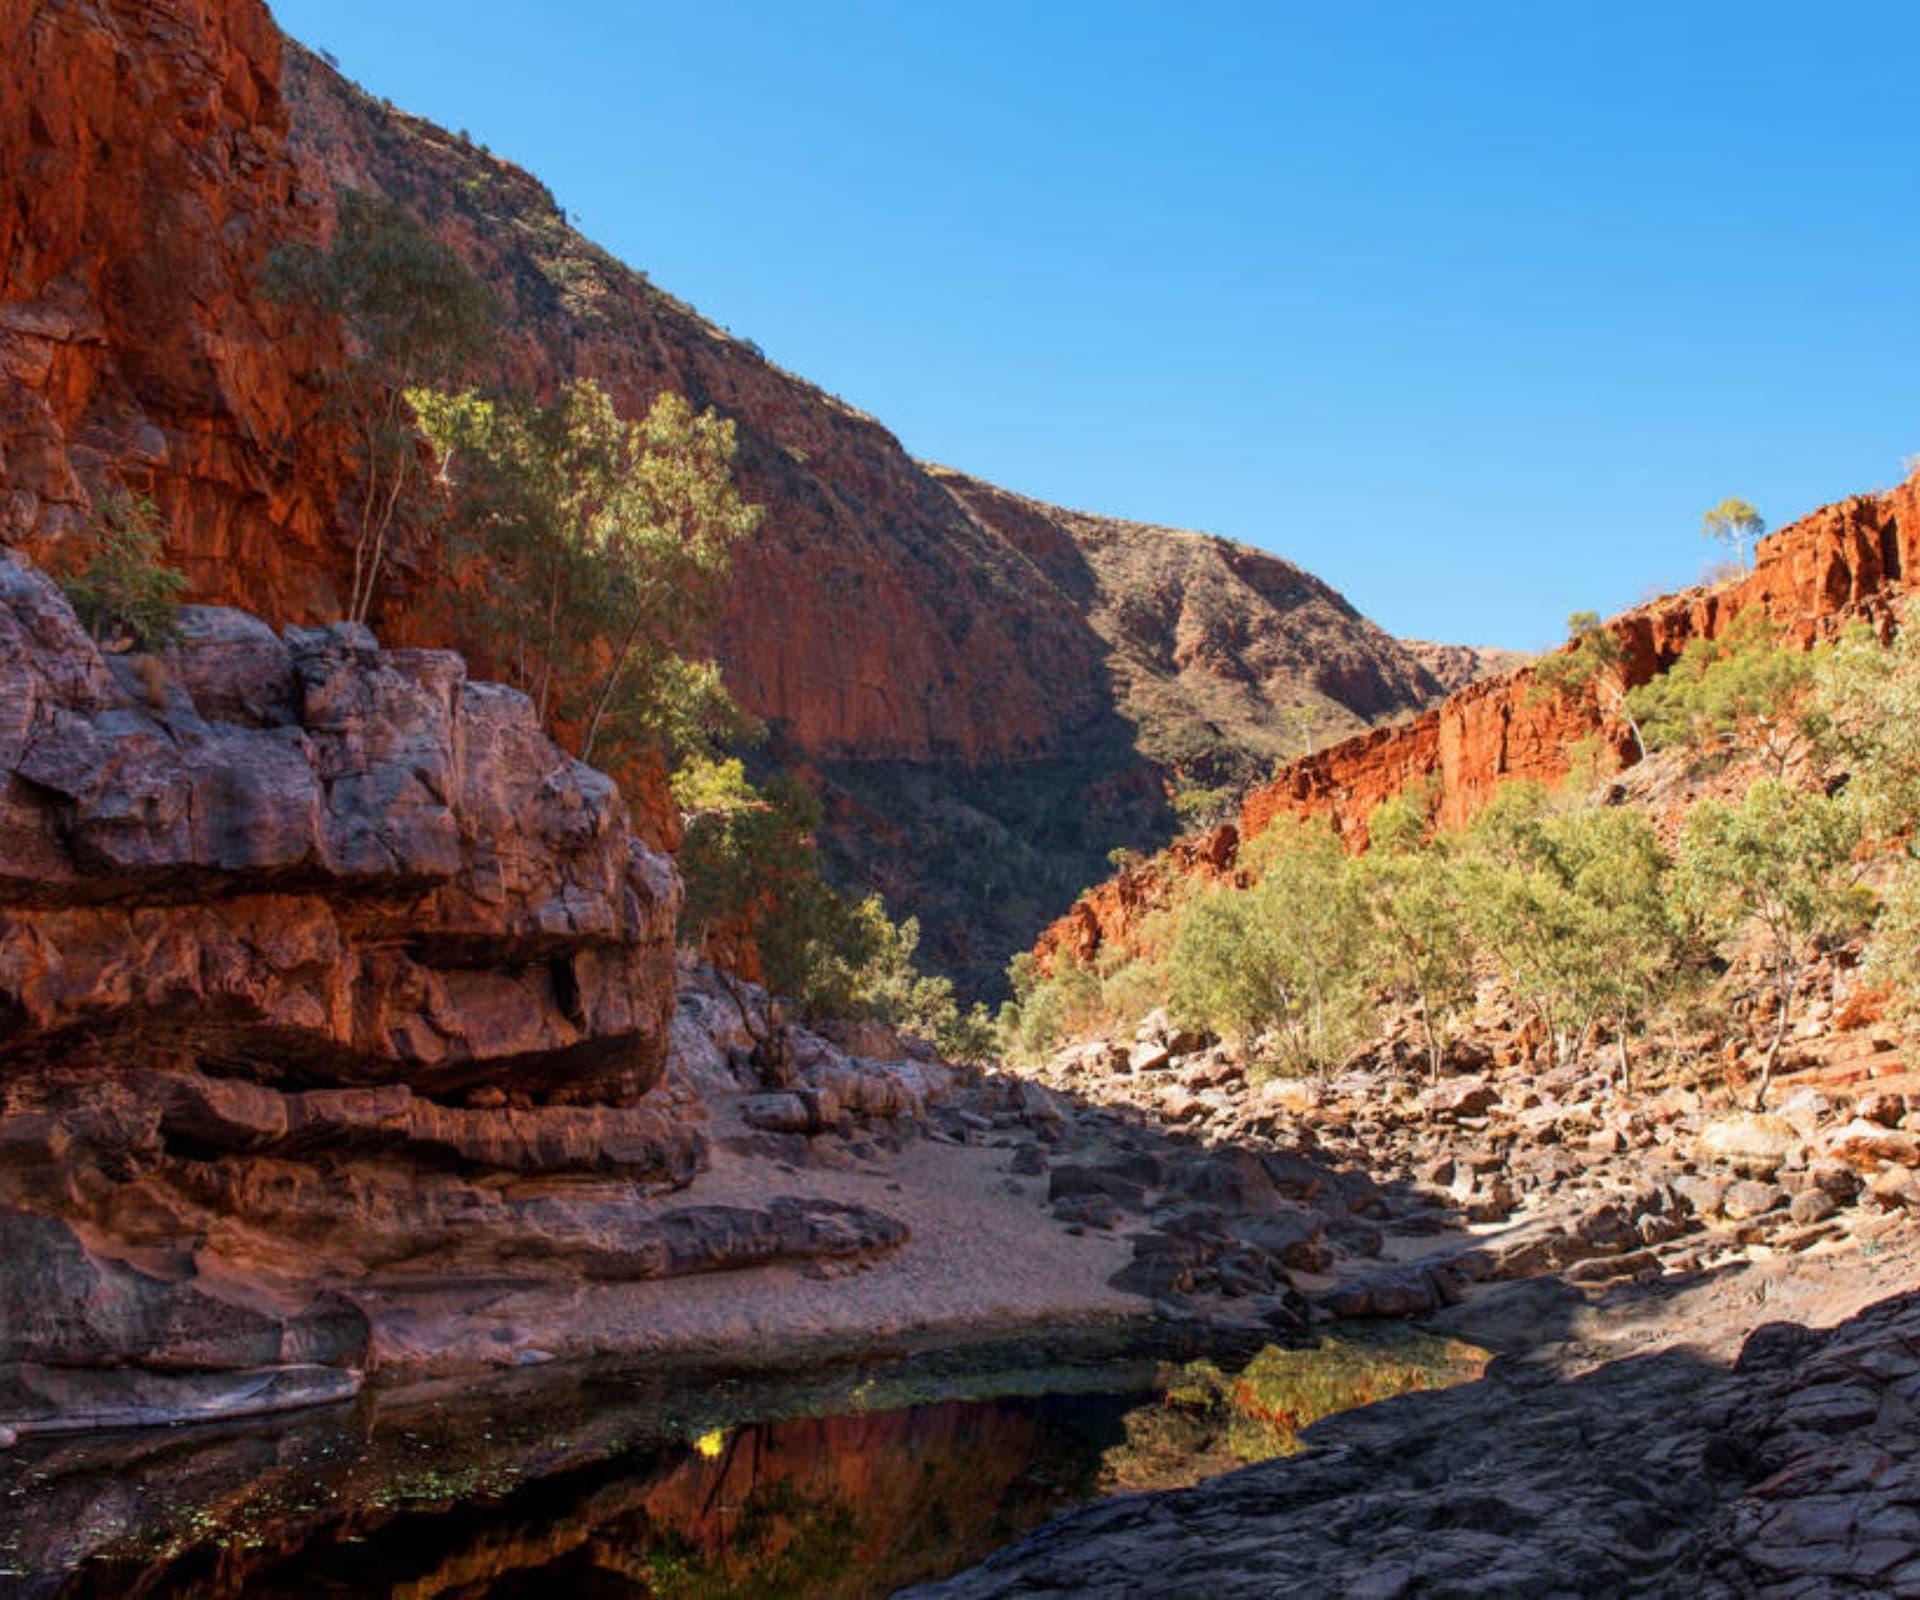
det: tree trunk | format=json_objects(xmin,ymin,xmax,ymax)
[
  {"xmin": 1422, "ymin": 1001, "xmax": 1444, "ymax": 1087},
  {"xmin": 580, "ymin": 615, "xmax": 645, "ymax": 764},
  {"xmin": 1752, "ymin": 959, "xmax": 1795, "ymax": 1111},
  {"xmin": 712, "ymin": 955, "xmax": 792, "ymax": 1091}
]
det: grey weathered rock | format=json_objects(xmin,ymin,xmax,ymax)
[
  {"xmin": 0, "ymin": 553, "xmax": 719, "ymax": 1410},
  {"xmin": 1421, "ymin": 1076, "xmax": 1498, "ymax": 1120},
  {"xmin": 906, "ymin": 1290, "xmax": 1920, "ymax": 1599},
  {"xmin": 1721, "ymin": 1180, "xmax": 1787, "ymax": 1222}
]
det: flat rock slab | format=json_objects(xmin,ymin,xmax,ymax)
[
  {"xmin": 0, "ymin": 1362, "xmax": 361, "ymax": 1437},
  {"xmin": 904, "ymin": 1287, "xmax": 1920, "ymax": 1598}
]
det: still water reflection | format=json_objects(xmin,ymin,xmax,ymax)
[{"xmin": 1, "ymin": 1329, "xmax": 1484, "ymax": 1597}]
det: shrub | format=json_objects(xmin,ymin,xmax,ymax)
[
  {"xmin": 1531, "ymin": 611, "xmax": 1645, "ymax": 760},
  {"xmin": 1626, "ymin": 610, "xmax": 1814, "ymax": 777},
  {"xmin": 58, "ymin": 490, "xmax": 188, "ymax": 650},
  {"xmin": 1457, "ymin": 785, "xmax": 1679, "ymax": 1078},
  {"xmin": 1359, "ymin": 791, "xmax": 1473, "ymax": 1082},
  {"xmin": 264, "ymin": 189, "xmax": 496, "ymax": 623},
  {"xmin": 415, "ymin": 380, "xmax": 762, "ymax": 769},
  {"xmin": 1676, "ymin": 778, "xmax": 1868, "ymax": 1105},
  {"xmin": 1168, "ymin": 819, "xmax": 1375, "ymax": 1076}
]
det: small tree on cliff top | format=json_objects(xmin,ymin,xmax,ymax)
[
  {"xmin": 413, "ymin": 378, "xmax": 762, "ymax": 769},
  {"xmin": 265, "ymin": 189, "xmax": 497, "ymax": 624},
  {"xmin": 1701, "ymin": 497, "xmax": 1766, "ymax": 573}
]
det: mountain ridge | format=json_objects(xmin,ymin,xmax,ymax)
[{"xmin": 0, "ymin": 0, "xmax": 1462, "ymax": 992}]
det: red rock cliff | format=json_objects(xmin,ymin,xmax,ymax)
[
  {"xmin": 1040, "ymin": 478, "xmax": 1920, "ymax": 968},
  {"xmin": 0, "ymin": 0, "xmax": 358, "ymax": 617}
]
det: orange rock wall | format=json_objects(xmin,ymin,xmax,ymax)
[
  {"xmin": 0, "ymin": 0, "xmax": 1113, "ymax": 769},
  {"xmin": 0, "ymin": 0, "xmax": 357, "ymax": 618},
  {"xmin": 1041, "ymin": 479, "xmax": 1920, "ymax": 968}
]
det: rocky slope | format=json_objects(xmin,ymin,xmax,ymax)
[
  {"xmin": 1397, "ymin": 637, "xmax": 1531, "ymax": 696},
  {"xmin": 0, "ymin": 0, "xmax": 1453, "ymax": 995},
  {"xmin": 1041, "ymin": 477, "xmax": 1920, "ymax": 970},
  {"xmin": 930, "ymin": 467, "xmax": 1441, "ymax": 779},
  {"xmin": 908, "ymin": 930, "xmax": 1920, "ymax": 1596}
]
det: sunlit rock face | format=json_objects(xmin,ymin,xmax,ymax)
[{"xmin": 1039, "ymin": 477, "xmax": 1920, "ymax": 971}]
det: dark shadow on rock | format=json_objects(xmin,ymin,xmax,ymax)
[{"xmin": 902, "ymin": 1287, "xmax": 1920, "ymax": 1599}]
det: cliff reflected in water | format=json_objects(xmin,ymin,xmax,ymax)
[{"xmin": 3, "ymin": 1330, "xmax": 1483, "ymax": 1598}]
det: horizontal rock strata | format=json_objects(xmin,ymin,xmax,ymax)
[{"xmin": 0, "ymin": 553, "xmax": 915, "ymax": 1417}]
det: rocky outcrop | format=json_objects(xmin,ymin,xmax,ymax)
[
  {"xmin": 1397, "ymin": 638, "xmax": 1531, "ymax": 696},
  {"xmin": 909, "ymin": 1286, "xmax": 1920, "ymax": 1597},
  {"xmin": 931, "ymin": 467, "xmax": 1445, "ymax": 773},
  {"xmin": 0, "ymin": 550, "xmax": 915, "ymax": 1417},
  {"xmin": 1040, "ymin": 478, "xmax": 1920, "ymax": 970},
  {"xmin": 0, "ymin": 550, "xmax": 680, "ymax": 1098}
]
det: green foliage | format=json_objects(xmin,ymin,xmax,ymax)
[
  {"xmin": 57, "ymin": 490, "xmax": 189, "ymax": 650},
  {"xmin": 1867, "ymin": 862, "xmax": 1920, "ymax": 1025},
  {"xmin": 1677, "ymin": 777, "xmax": 1868, "ymax": 1100},
  {"xmin": 675, "ymin": 755, "xmax": 843, "ymax": 997},
  {"xmin": 1000, "ymin": 949, "xmax": 1106, "ymax": 1063},
  {"xmin": 1168, "ymin": 820, "xmax": 1375, "ymax": 1076},
  {"xmin": 1170, "ymin": 777, "xmax": 1236, "ymax": 832},
  {"xmin": 1531, "ymin": 611, "xmax": 1646, "ymax": 759},
  {"xmin": 1700, "ymin": 496, "xmax": 1766, "ymax": 572},
  {"xmin": 1820, "ymin": 612, "xmax": 1920, "ymax": 1025},
  {"xmin": 415, "ymin": 379, "xmax": 762, "ymax": 769},
  {"xmin": 1457, "ymin": 785, "xmax": 1680, "ymax": 1075},
  {"xmin": 1626, "ymin": 610, "xmax": 1813, "ymax": 777},
  {"xmin": 1815, "ymin": 615, "xmax": 1920, "ymax": 849},
  {"xmin": 817, "ymin": 896, "xmax": 997, "ymax": 1060},
  {"xmin": 1359, "ymin": 792, "xmax": 1474, "ymax": 1081},
  {"xmin": 265, "ymin": 189, "xmax": 497, "ymax": 622},
  {"xmin": 674, "ymin": 755, "xmax": 990, "ymax": 1055}
]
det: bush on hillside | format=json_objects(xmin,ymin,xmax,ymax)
[{"xmin": 1626, "ymin": 610, "xmax": 1814, "ymax": 777}]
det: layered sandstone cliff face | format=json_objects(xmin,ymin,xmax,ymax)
[
  {"xmin": 0, "ymin": 0, "xmax": 1451, "ymax": 995},
  {"xmin": 0, "ymin": 548, "xmax": 731, "ymax": 1411},
  {"xmin": 1041, "ymin": 478, "xmax": 1920, "ymax": 968}
]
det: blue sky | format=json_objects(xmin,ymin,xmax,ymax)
[{"xmin": 271, "ymin": 1, "xmax": 1919, "ymax": 650}]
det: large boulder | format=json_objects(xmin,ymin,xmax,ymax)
[
  {"xmin": 1695, "ymin": 1113, "xmax": 1804, "ymax": 1179},
  {"xmin": 0, "ymin": 554, "xmax": 681, "ymax": 1101},
  {"xmin": 0, "ymin": 553, "xmax": 711, "ymax": 1405}
]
